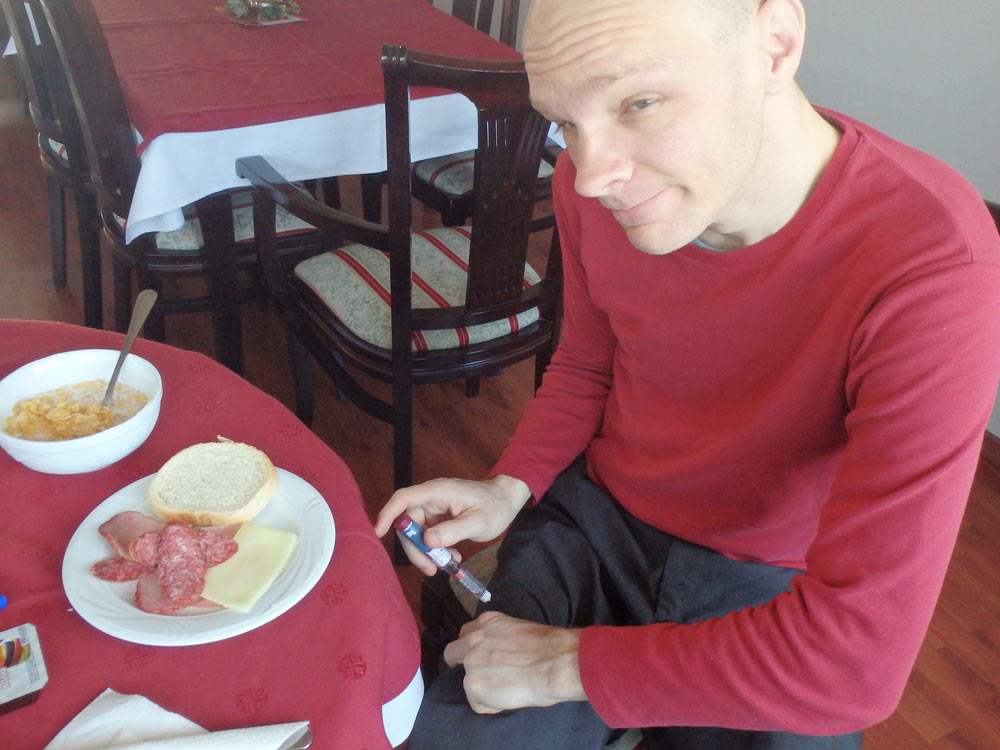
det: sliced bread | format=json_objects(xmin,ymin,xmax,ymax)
[{"xmin": 148, "ymin": 437, "xmax": 277, "ymax": 526}]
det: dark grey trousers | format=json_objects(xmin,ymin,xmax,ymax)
[{"xmin": 409, "ymin": 458, "xmax": 863, "ymax": 750}]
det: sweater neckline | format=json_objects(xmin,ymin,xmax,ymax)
[{"xmin": 675, "ymin": 110, "xmax": 859, "ymax": 268}]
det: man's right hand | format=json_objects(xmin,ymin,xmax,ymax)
[{"xmin": 374, "ymin": 475, "xmax": 532, "ymax": 575}]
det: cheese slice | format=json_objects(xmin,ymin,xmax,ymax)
[{"xmin": 201, "ymin": 522, "xmax": 297, "ymax": 612}]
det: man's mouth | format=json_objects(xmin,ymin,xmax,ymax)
[{"xmin": 606, "ymin": 189, "xmax": 667, "ymax": 226}]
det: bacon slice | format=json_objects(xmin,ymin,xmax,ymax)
[
  {"xmin": 98, "ymin": 511, "xmax": 165, "ymax": 560},
  {"xmin": 135, "ymin": 569, "xmax": 182, "ymax": 614}
]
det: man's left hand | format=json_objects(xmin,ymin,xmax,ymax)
[{"xmin": 443, "ymin": 611, "xmax": 587, "ymax": 713}]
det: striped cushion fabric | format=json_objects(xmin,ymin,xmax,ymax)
[
  {"xmin": 41, "ymin": 136, "xmax": 70, "ymax": 167},
  {"xmin": 294, "ymin": 226, "xmax": 541, "ymax": 352},
  {"xmin": 412, "ymin": 150, "xmax": 555, "ymax": 200},
  {"xmin": 151, "ymin": 190, "xmax": 316, "ymax": 253}
]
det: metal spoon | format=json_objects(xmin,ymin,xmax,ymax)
[{"xmin": 101, "ymin": 289, "xmax": 158, "ymax": 408}]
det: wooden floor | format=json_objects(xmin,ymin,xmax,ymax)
[{"xmin": 2, "ymin": 58, "xmax": 998, "ymax": 748}]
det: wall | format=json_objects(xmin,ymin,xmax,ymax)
[{"xmin": 795, "ymin": 1, "xmax": 1000, "ymax": 433}]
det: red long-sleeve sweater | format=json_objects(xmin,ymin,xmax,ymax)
[{"xmin": 491, "ymin": 110, "xmax": 1000, "ymax": 733}]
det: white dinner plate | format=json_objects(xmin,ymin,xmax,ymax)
[{"xmin": 62, "ymin": 468, "xmax": 335, "ymax": 646}]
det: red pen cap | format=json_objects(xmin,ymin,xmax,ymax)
[{"xmin": 393, "ymin": 514, "xmax": 414, "ymax": 531}]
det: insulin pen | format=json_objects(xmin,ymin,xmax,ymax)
[{"xmin": 394, "ymin": 514, "xmax": 492, "ymax": 603}]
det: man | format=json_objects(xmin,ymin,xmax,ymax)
[{"xmin": 375, "ymin": 0, "xmax": 1000, "ymax": 747}]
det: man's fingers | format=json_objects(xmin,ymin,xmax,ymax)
[
  {"xmin": 443, "ymin": 636, "xmax": 470, "ymax": 667},
  {"xmin": 467, "ymin": 698, "xmax": 501, "ymax": 715},
  {"xmin": 443, "ymin": 612, "xmax": 498, "ymax": 666},
  {"xmin": 373, "ymin": 487, "xmax": 427, "ymax": 537},
  {"xmin": 395, "ymin": 530, "xmax": 439, "ymax": 576}
]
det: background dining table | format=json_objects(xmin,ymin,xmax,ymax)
[
  {"xmin": 87, "ymin": 0, "xmax": 523, "ymax": 242},
  {"xmin": 0, "ymin": 319, "xmax": 423, "ymax": 748}
]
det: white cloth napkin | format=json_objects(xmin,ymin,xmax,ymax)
[{"xmin": 46, "ymin": 688, "xmax": 310, "ymax": 750}]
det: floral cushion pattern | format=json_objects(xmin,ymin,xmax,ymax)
[
  {"xmin": 294, "ymin": 226, "xmax": 542, "ymax": 352},
  {"xmin": 151, "ymin": 190, "xmax": 316, "ymax": 253},
  {"xmin": 412, "ymin": 150, "xmax": 556, "ymax": 200}
]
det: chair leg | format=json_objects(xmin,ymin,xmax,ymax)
[
  {"xmin": 464, "ymin": 377, "xmax": 480, "ymax": 398},
  {"xmin": 136, "ymin": 271, "xmax": 166, "ymax": 343},
  {"xmin": 112, "ymin": 256, "xmax": 133, "ymax": 334},
  {"xmin": 197, "ymin": 192, "xmax": 244, "ymax": 374},
  {"xmin": 360, "ymin": 173, "xmax": 384, "ymax": 223},
  {"xmin": 440, "ymin": 204, "xmax": 468, "ymax": 228},
  {"xmin": 320, "ymin": 177, "xmax": 341, "ymax": 210},
  {"xmin": 392, "ymin": 377, "xmax": 415, "ymax": 564},
  {"xmin": 46, "ymin": 177, "xmax": 67, "ymax": 288},
  {"xmin": 210, "ymin": 306, "xmax": 244, "ymax": 374},
  {"xmin": 75, "ymin": 189, "xmax": 103, "ymax": 329},
  {"xmin": 288, "ymin": 332, "xmax": 315, "ymax": 426}
]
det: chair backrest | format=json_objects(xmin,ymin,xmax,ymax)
[
  {"xmin": 38, "ymin": 0, "xmax": 141, "ymax": 228},
  {"xmin": 0, "ymin": 0, "xmax": 78, "ymax": 147},
  {"xmin": 449, "ymin": 0, "xmax": 520, "ymax": 47},
  {"xmin": 381, "ymin": 44, "xmax": 556, "ymax": 347}
]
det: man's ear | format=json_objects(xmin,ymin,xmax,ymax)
[{"xmin": 755, "ymin": 0, "xmax": 806, "ymax": 94}]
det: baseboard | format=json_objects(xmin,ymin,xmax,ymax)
[{"xmin": 982, "ymin": 431, "xmax": 1000, "ymax": 471}]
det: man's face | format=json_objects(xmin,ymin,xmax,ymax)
[{"xmin": 524, "ymin": 0, "xmax": 770, "ymax": 254}]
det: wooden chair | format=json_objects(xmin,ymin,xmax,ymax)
[
  {"xmin": 1, "ymin": 0, "xmax": 102, "ymax": 328},
  {"xmin": 236, "ymin": 45, "xmax": 561, "ymax": 493},
  {"xmin": 37, "ymin": 0, "xmax": 325, "ymax": 373},
  {"xmin": 363, "ymin": 0, "xmax": 560, "ymax": 233},
  {"xmin": 443, "ymin": 0, "xmax": 520, "ymax": 48}
]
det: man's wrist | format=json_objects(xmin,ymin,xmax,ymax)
[
  {"xmin": 549, "ymin": 627, "xmax": 587, "ymax": 703},
  {"xmin": 488, "ymin": 473, "xmax": 533, "ymax": 512}
]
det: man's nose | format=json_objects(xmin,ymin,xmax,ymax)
[{"xmin": 571, "ymin": 128, "xmax": 630, "ymax": 199}]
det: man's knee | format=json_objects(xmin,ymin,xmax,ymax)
[{"xmin": 411, "ymin": 665, "xmax": 614, "ymax": 750}]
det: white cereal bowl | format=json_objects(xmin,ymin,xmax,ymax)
[{"xmin": 0, "ymin": 349, "xmax": 162, "ymax": 474}]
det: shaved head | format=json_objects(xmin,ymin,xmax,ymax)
[
  {"xmin": 526, "ymin": 0, "xmax": 763, "ymax": 43},
  {"xmin": 708, "ymin": 0, "xmax": 762, "ymax": 38},
  {"xmin": 521, "ymin": 0, "xmax": 816, "ymax": 254}
]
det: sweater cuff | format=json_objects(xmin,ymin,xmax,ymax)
[{"xmin": 578, "ymin": 624, "xmax": 656, "ymax": 728}]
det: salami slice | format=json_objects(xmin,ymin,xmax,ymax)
[
  {"xmin": 155, "ymin": 522, "xmax": 207, "ymax": 608},
  {"xmin": 129, "ymin": 530, "xmax": 160, "ymax": 567},
  {"xmin": 91, "ymin": 555, "xmax": 148, "ymax": 582},
  {"xmin": 194, "ymin": 527, "xmax": 239, "ymax": 566}
]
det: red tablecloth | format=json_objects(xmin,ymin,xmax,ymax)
[
  {"xmin": 0, "ymin": 320, "xmax": 421, "ymax": 748},
  {"xmin": 91, "ymin": 0, "xmax": 520, "ymax": 145}
]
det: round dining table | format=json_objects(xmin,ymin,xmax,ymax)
[{"xmin": 0, "ymin": 319, "xmax": 422, "ymax": 748}]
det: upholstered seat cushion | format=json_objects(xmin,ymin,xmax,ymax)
[
  {"xmin": 294, "ymin": 226, "xmax": 542, "ymax": 352},
  {"xmin": 413, "ymin": 150, "xmax": 555, "ymax": 200},
  {"xmin": 150, "ymin": 190, "xmax": 316, "ymax": 253},
  {"xmin": 40, "ymin": 135, "xmax": 70, "ymax": 168}
]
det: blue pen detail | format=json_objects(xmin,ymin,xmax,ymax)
[{"xmin": 394, "ymin": 515, "xmax": 492, "ymax": 603}]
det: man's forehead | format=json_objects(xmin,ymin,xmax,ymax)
[{"xmin": 530, "ymin": 54, "xmax": 678, "ymax": 94}]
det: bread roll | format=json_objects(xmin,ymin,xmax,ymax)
[{"xmin": 148, "ymin": 437, "xmax": 277, "ymax": 526}]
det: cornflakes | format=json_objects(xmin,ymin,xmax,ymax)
[{"xmin": 4, "ymin": 379, "xmax": 148, "ymax": 441}]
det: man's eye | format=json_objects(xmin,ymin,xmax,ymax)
[{"xmin": 626, "ymin": 98, "xmax": 657, "ymax": 112}]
